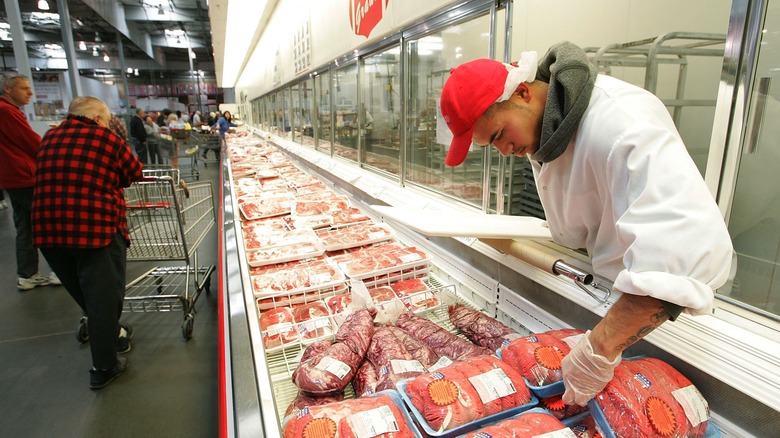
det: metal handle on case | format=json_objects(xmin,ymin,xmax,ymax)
[{"xmin": 553, "ymin": 260, "xmax": 612, "ymax": 304}]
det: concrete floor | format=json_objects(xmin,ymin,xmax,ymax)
[{"xmin": 0, "ymin": 162, "xmax": 220, "ymax": 437}]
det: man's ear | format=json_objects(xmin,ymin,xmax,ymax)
[{"xmin": 514, "ymin": 82, "xmax": 532, "ymax": 102}]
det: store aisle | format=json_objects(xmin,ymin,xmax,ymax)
[{"xmin": 0, "ymin": 163, "xmax": 220, "ymax": 437}]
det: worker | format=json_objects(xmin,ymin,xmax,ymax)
[{"xmin": 438, "ymin": 42, "xmax": 734, "ymax": 406}]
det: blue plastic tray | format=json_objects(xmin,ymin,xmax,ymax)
[
  {"xmin": 523, "ymin": 378, "xmax": 565, "ymax": 398},
  {"xmin": 396, "ymin": 379, "xmax": 539, "ymax": 438}
]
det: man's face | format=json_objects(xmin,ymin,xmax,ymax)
[
  {"xmin": 137, "ymin": 110, "xmax": 146, "ymax": 119},
  {"xmin": 471, "ymin": 89, "xmax": 543, "ymax": 159},
  {"xmin": 3, "ymin": 78, "xmax": 34, "ymax": 107}
]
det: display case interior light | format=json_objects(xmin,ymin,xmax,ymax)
[
  {"xmin": 92, "ymin": 47, "xmax": 99, "ymax": 57},
  {"xmin": 126, "ymin": 67, "xmax": 134, "ymax": 74},
  {"xmin": 38, "ymin": 0, "xmax": 50, "ymax": 11},
  {"xmin": 134, "ymin": 69, "xmax": 139, "ymax": 76},
  {"xmin": 79, "ymin": 41, "xmax": 87, "ymax": 51},
  {"xmin": 103, "ymin": 54, "xmax": 110, "ymax": 62}
]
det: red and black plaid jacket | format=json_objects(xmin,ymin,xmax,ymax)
[{"xmin": 32, "ymin": 115, "xmax": 143, "ymax": 248}]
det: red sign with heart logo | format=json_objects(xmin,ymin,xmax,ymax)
[{"xmin": 350, "ymin": 0, "xmax": 390, "ymax": 38}]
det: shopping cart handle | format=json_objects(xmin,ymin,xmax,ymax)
[{"xmin": 127, "ymin": 202, "xmax": 172, "ymax": 209}]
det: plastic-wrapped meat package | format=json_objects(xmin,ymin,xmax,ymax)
[
  {"xmin": 326, "ymin": 293, "xmax": 352, "ymax": 314},
  {"xmin": 461, "ymin": 411, "xmax": 570, "ymax": 438},
  {"xmin": 329, "ymin": 207, "xmax": 371, "ymax": 227},
  {"xmin": 402, "ymin": 355, "xmax": 532, "ymax": 432},
  {"xmin": 538, "ymin": 393, "xmax": 588, "ymax": 420},
  {"xmin": 395, "ymin": 311, "xmax": 493, "ymax": 360},
  {"xmin": 292, "ymin": 301, "xmax": 333, "ymax": 341},
  {"xmin": 592, "ymin": 357, "xmax": 709, "ymax": 438},
  {"xmin": 283, "ymin": 391, "xmax": 345, "ymax": 418},
  {"xmin": 390, "ymin": 278, "xmax": 438, "ymax": 312},
  {"xmin": 259, "ymin": 307, "xmax": 299, "ymax": 349},
  {"xmin": 369, "ymin": 286, "xmax": 399, "ymax": 305},
  {"xmin": 353, "ymin": 359, "xmax": 380, "ymax": 397},
  {"xmin": 366, "ymin": 325, "xmax": 429, "ymax": 393},
  {"xmin": 448, "ymin": 304, "xmax": 520, "ymax": 352},
  {"xmin": 500, "ymin": 330, "xmax": 584, "ymax": 387},
  {"xmin": 292, "ymin": 309, "xmax": 374, "ymax": 395},
  {"xmin": 283, "ymin": 393, "xmax": 417, "ymax": 438}
]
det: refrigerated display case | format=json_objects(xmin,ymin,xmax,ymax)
[{"xmin": 217, "ymin": 132, "xmax": 777, "ymax": 438}]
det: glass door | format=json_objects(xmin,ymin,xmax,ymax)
[{"xmin": 727, "ymin": 1, "xmax": 780, "ymax": 318}]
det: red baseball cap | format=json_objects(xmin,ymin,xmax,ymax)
[{"xmin": 440, "ymin": 59, "xmax": 509, "ymax": 167}]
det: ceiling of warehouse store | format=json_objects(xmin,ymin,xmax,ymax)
[{"xmin": 0, "ymin": 0, "xmax": 216, "ymax": 83}]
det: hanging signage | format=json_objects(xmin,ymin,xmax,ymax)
[{"xmin": 349, "ymin": 0, "xmax": 390, "ymax": 38}]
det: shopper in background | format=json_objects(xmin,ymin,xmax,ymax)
[
  {"xmin": 212, "ymin": 110, "xmax": 237, "ymax": 148},
  {"xmin": 207, "ymin": 111, "xmax": 216, "ymax": 126},
  {"xmin": 129, "ymin": 108, "xmax": 148, "ymax": 164},
  {"xmin": 143, "ymin": 115, "xmax": 162, "ymax": 165},
  {"xmin": 438, "ymin": 42, "xmax": 734, "ymax": 406},
  {"xmin": 32, "ymin": 96, "xmax": 143, "ymax": 390},
  {"xmin": 192, "ymin": 110, "xmax": 202, "ymax": 127},
  {"xmin": 0, "ymin": 72, "xmax": 61, "ymax": 290},
  {"xmin": 109, "ymin": 113, "xmax": 129, "ymax": 143}
]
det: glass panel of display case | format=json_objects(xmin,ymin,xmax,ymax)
[
  {"xmin": 301, "ymin": 78, "xmax": 315, "ymax": 147},
  {"xmin": 405, "ymin": 14, "xmax": 493, "ymax": 207},
  {"xmin": 315, "ymin": 71, "xmax": 333, "ymax": 155},
  {"xmin": 360, "ymin": 46, "xmax": 402, "ymax": 176},
  {"xmin": 290, "ymin": 82, "xmax": 302, "ymax": 142},
  {"xmin": 333, "ymin": 63, "xmax": 359, "ymax": 163}
]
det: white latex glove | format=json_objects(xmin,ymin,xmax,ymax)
[{"xmin": 561, "ymin": 330, "xmax": 621, "ymax": 406}]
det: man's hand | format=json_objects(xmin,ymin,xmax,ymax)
[{"xmin": 561, "ymin": 330, "xmax": 621, "ymax": 406}]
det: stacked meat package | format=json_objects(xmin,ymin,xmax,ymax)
[{"xmin": 227, "ymin": 137, "xmax": 716, "ymax": 438}]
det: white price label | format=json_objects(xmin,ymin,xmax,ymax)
[
  {"xmin": 266, "ymin": 322, "xmax": 293, "ymax": 335},
  {"xmin": 312, "ymin": 273, "xmax": 333, "ymax": 283},
  {"xmin": 427, "ymin": 356, "xmax": 454, "ymax": 372},
  {"xmin": 468, "ymin": 368, "xmax": 517, "ymax": 404},
  {"xmin": 390, "ymin": 359, "xmax": 426, "ymax": 374},
  {"xmin": 399, "ymin": 253, "xmax": 422, "ymax": 263},
  {"xmin": 672, "ymin": 385, "xmax": 709, "ymax": 427},
  {"xmin": 347, "ymin": 405, "xmax": 399, "ymax": 438},
  {"xmin": 369, "ymin": 231, "xmax": 388, "ymax": 240},
  {"xmin": 315, "ymin": 356, "xmax": 352, "ymax": 379}
]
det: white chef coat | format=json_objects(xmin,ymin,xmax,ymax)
[{"xmin": 532, "ymin": 75, "xmax": 734, "ymax": 315}]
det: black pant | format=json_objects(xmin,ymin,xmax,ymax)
[
  {"xmin": 41, "ymin": 234, "xmax": 127, "ymax": 370},
  {"xmin": 132, "ymin": 138, "xmax": 147, "ymax": 164}
]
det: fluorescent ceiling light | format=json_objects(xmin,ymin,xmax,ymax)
[{"xmin": 221, "ymin": 0, "xmax": 268, "ymax": 87}]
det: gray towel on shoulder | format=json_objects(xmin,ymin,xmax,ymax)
[{"xmin": 531, "ymin": 41, "xmax": 597, "ymax": 163}]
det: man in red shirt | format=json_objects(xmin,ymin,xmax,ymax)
[
  {"xmin": 0, "ymin": 73, "xmax": 61, "ymax": 290},
  {"xmin": 32, "ymin": 96, "xmax": 144, "ymax": 389}
]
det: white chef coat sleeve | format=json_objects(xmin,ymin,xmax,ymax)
[{"xmin": 605, "ymin": 122, "xmax": 734, "ymax": 316}]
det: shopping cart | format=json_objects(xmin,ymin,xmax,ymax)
[{"xmin": 119, "ymin": 169, "xmax": 215, "ymax": 339}]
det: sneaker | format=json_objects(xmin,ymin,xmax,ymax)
[
  {"xmin": 89, "ymin": 357, "xmax": 128, "ymax": 390},
  {"xmin": 47, "ymin": 272, "xmax": 62, "ymax": 286},
  {"xmin": 17, "ymin": 273, "xmax": 51, "ymax": 291},
  {"xmin": 117, "ymin": 324, "xmax": 134, "ymax": 354}
]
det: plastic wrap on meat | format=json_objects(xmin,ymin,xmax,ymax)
[
  {"xmin": 539, "ymin": 393, "xmax": 588, "ymax": 420},
  {"xmin": 462, "ymin": 412, "xmax": 570, "ymax": 438},
  {"xmin": 353, "ymin": 359, "xmax": 380, "ymax": 397},
  {"xmin": 292, "ymin": 309, "xmax": 374, "ymax": 395},
  {"xmin": 326, "ymin": 292, "xmax": 352, "ymax": 314},
  {"xmin": 283, "ymin": 393, "xmax": 416, "ymax": 438},
  {"xmin": 367, "ymin": 325, "xmax": 429, "ymax": 393},
  {"xmin": 395, "ymin": 311, "xmax": 493, "ymax": 360},
  {"xmin": 384, "ymin": 325, "xmax": 439, "ymax": 368},
  {"xmin": 594, "ymin": 357, "xmax": 709, "ymax": 438},
  {"xmin": 500, "ymin": 330, "xmax": 584, "ymax": 386},
  {"xmin": 448, "ymin": 304, "xmax": 519, "ymax": 352},
  {"xmin": 292, "ymin": 301, "xmax": 333, "ymax": 340},
  {"xmin": 403, "ymin": 355, "xmax": 532, "ymax": 432},
  {"xmin": 283, "ymin": 391, "xmax": 345, "ymax": 417},
  {"xmin": 391, "ymin": 278, "xmax": 438, "ymax": 312},
  {"xmin": 259, "ymin": 307, "xmax": 299, "ymax": 349}
]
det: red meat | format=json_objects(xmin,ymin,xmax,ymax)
[
  {"xmin": 500, "ymin": 331, "xmax": 582, "ymax": 386},
  {"xmin": 326, "ymin": 293, "xmax": 352, "ymax": 314},
  {"xmin": 292, "ymin": 301, "xmax": 333, "ymax": 340},
  {"xmin": 462, "ymin": 412, "xmax": 570, "ymax": 438},
  {"xmin": 391, "ymin": 278, "xmax": 438, "ymax": 312},
  {"xmin": 402, "ymin": 355, "xmax": 531, "ymax": 432},
  {"xmin": 367, "ymin": 325, "xmax": 429, "ymax": 393},
  {"xmin": 594, "ymin": 357, "xmax": 708, "ymax": 438},
  {"xmin": 395, "ymin": 311, "xmax": 493, "ymax": 360},
  {"xmin": 448, "ymin": 304, "xmax": 519, "ymax": 352},
  {"xmin": 259, "ymin": 307, "xmax": 299, "ymax": 349},
  {"xmin": 283, "ymin": 393, "xmax": 415, "ymax": 438},
  {"xmin": 353, "ymin": 359, "xmax": 380, "ymax": 397},
  {"xmin": 292, "ymin": 309, "xmax": 374, "ymax": 395},
  {"xmin": 283, "ymin": 391, "xmax": 345, "ymax": 417},
  {"xmin": 384, "ymin": 325, "xmax": 439, "ymax": 368}
]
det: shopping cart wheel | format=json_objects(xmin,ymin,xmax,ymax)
[
  {"xmin": 76, "ymin": 316, "xmax": 89, "ymax": 343},
  {"xmin": 182, "ymin": 314, "xmax": 194, "ymax": 340}
]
